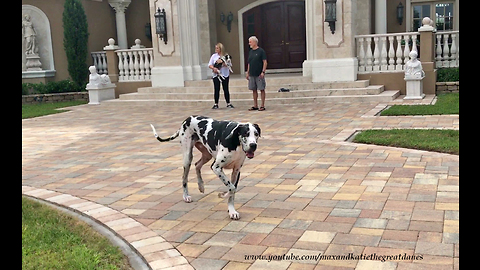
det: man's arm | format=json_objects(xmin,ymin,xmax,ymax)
[{"xmin": 260, "ymin": 59, "xmax": 267, "ymax": 79}]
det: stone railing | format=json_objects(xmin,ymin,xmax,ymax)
[
  {"xmin": 116, "ymin": 47, "xmax": 154, "ymax": 82},
  {"xmin": 355, "ymin": 31, "xmax": 420, "ymax": 73},
  {"xmin": 91, "ymin": 38, "xmax": 154, "ymax": 83},
  {"xmin": 355, "ymin": 18, "xmax": 459, "ymax": 74},
  {"xmin": 435, "ymin": 30, "xmax": 459, "ymax": 68},
  {"xmin": 91, "ymin": 51, "xmax": 108, "ymax": 75}
]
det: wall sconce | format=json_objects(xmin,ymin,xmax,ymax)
[
  {"xmin": 154, "ymin": 8, "xmax": 168, "ymax": 44},
  {"xmin": 324, "ymin": 0, "xmax": 337, "ymax": 34},
  {"xmin": 396, "ymin": 2, "xmax": 404, "ymax": 25},
  {"xmin": 220, "ymin": 11, "xmax": 234, "ymax": 33}
]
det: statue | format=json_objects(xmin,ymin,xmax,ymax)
[
  {"xmin": 86, "ymin": 65, "xmax": 116, "ymax": 104},
  {"xmin": 22, "ymin": 14, "xmax": 38, "ymax": 55},
  {"xmin": 403, "ymin": 51, "xmax": 425, "ymax": 100},
  {"xmin": 87, "ymin": 66, "xmax": 112, "ymax": 87},
  {"xmin": 404, "ymin": 51, "xmax": 425, "ymax": 79},
  {"xmin": 22, "ymin": 13, "xmax": 42, "ymax": 71}
]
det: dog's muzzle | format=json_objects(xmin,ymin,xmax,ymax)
[{"xmin": 245, "ymin": 143, "xmax": 257, "ymax": 159}]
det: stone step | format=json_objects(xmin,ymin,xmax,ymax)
[
  {"xmin": 184, "ymin": 74, "xmax": 314, "ymax": 87},
  {"xmin": 105, "ymin": 90, "xmax": 400, "ymax": 107},
  {"xmin": 121, "ymin": 85, "xmax": 385, "ymax": 100},
  {"xmin": 138, "ymin": 80, "xmax": 371, "ymax": 94}
]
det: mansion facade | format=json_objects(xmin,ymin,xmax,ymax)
[{"xmin": 22, "ymin": 0, "xmax": 459, "ymax": 89}]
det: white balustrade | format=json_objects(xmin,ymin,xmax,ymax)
[
  {"xmin": 91, "ymin": 51, "xmax": 108, "ymax": 75},
  {"xmin": 435, "ymin": 31, "xmax": 459, "ymax": 68},
  {"xmin": 116, "ymin": 47, "xmax": 154, "ymax": 82},
  {"xmin": 357, "ymin": 30, "xmax": 459, "ymax": 74},
  {"xmin": 356, "ymin": 32, "xmax": 420, "ymax": 74}
]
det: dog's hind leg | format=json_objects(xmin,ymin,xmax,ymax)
[
  {"xmin": 194, "ymin": 142, "xmax": 212, "ymax": 193},
  {"xmin": 181, "ymin": 138, "xmax": 195, "ymax": 203}
]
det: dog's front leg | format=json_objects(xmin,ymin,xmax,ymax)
[
  {"xmin": 211, "ymin": 161, "xmax": 236, "ymax": 199},
  {"xmin": 226, "ymin": 168, "xmax": 241, "ymax": 220}
]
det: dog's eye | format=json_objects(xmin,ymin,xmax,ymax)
[{"xmin": 254, "ymin": 132, "xmax": 259, "ymax": 137}]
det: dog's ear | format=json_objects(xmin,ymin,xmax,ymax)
[
  {"xmin": 253, "ymin": 123, "xmax": 261, "ymax": 137},
  {"xmin": 225, "ymin": 124, "xmax": 244, "ymax": 140}
]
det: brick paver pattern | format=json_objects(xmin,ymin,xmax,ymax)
[{"xmin": 22, "ymin": 100, "xmax": 459, "ymax": 270}]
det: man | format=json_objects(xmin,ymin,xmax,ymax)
[{"xmin": 246, "ymin": 36, "xmax": 267, "ymax": 111}]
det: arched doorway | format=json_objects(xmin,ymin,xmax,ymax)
[{"xmin": 240, "ymin": 0, "xmax": 306, "ymax": 72}]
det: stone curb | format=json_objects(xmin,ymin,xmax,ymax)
[{"xmin": 22, "ymin": 185, "xmax": 194, "ymax": 270}]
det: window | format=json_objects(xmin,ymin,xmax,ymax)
[
  {"xmin": 412, "ymin": 4, "xmax": 430, "ymax": 31},
  {"xmin": 411, "ymin": 2, "xmax": 454, "ymax": 32},
  {"xmin": 436, "ymin": 3, "xmax": 454, "ymax": 31}
]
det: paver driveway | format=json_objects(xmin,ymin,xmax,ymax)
[{"xmin": 22, "ymin": 100, "xmax": 459, "ymax": 270}]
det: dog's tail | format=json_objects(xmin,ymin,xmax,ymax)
[{"xmin": 150, "ymin": 124, "xmax": 180, "ymax": 142}]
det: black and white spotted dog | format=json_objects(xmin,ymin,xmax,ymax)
[
  {"xmin": 150, "ymin": 116, "xmax": 260, "ymax": 220},
  {"xmin": 213, "ymin": 54, "xmax": 233, "ymax": 82}
]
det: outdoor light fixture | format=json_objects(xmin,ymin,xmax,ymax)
[
  {"xmin": 220, "ymin": 11, "xmax": 234, "ymax": 33},
  {"xmin": 154, "ymin": 8, "xmax": 168, "ymax": 44},
  {"xmin": 324, "ymin": 0, "xmax": 337, "ymax": 34},
  {"xmin": 397, "ymin": 2, "xmax": 404, "ymax": 25}
]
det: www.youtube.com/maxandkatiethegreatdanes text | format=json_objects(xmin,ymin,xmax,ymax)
[{"xmin": 244, "ymin": 252, "xmax": 423, "ymax": 263}]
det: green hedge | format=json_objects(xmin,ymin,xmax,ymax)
[
  {"xmin": 22, "ymin": 80, "xmax": 86, "ymax": 96},
  {"xmin": 437, "ymin": 67, "xmax": 459, "ymax": 82}
]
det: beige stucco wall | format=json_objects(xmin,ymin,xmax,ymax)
[{"xmin": 22, "ymin": 0, "xmax": 150, "ymax": 82}]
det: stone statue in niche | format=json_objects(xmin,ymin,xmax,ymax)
[
  {"xmin": 22, "ymin": 13, "xmax": 42, "ymax": 71},
  {"xmin": 87, "ymin": 66, "xmax": 112, "ymax": 87},
  {"xmin": 22, "ymin": 14, "xmax": 38, "ymax": 55},
  {"xmin": 404, "ymin": 51, "xmax": 425, "ymax": 79}
]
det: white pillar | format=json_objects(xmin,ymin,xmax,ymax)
[
  {"xmin": 177, "ymin": 0, "xmax": 207, "ymax": 81},
  {"xmin": 108, "ymin": 0, "xmax": 131, "ymax": 49},
  {"xmin": 302, "ymin": 0, "xmax": 358, "ymax": 82},
  {"xmin": 149, "ymin": 0, "xmax": 185, "ymax": 87},
  {"xmin": 375, "ymin": 0, "xmax": 387, "ymax": 34}
]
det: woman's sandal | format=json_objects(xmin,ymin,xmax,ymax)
[
  {"xmin": 248, "ymin": 107, "xmax": 258, "ymax": 111},
  {"xmin": 259, "ymin": 106, "xmax": 266, "ymax": 111}
]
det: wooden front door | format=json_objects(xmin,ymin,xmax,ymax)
[{"xmin": 243, "ymin": 1, "xmax": 306, "ymax": 71}]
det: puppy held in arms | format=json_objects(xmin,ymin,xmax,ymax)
[
  {"xmin": 150, "ymin": 115, "xmax": 261, "ymax": 220},
  {"xmin": 213, "ymin": 54, "xmax": 233, "ymax": 82}
]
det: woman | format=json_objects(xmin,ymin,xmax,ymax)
[{"xmin": 208, "ymin": 43, "xmax": 234, "ymax": 109}]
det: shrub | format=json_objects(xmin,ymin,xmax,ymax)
[
  {"xmin": 22, "ymin": 80, "xmax": 85, "ymax": 95},
  {"xmin": 63, "ymin": 0, "xmax": 89, "ymax": 87},
  {"xmin": 437, "ymin": 67, "xmax": 459, "ymax": 82}
]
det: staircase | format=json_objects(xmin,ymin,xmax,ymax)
[{"xmin": 107, "ymin": 74, "xmax": 399, "ymax": 107}]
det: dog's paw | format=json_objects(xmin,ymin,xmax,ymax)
[
  {"xmin": 183, "ymin": 195, "xmax": 192, "ymax": 203},
  {"xmin": 198, "ymin": 182, "xmax": 205, "ymax": 193},
  {"xmin": 229, "ymin": 210, "xmax": 240, "ymax": 220}
]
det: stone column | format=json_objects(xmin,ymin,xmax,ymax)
[
  {"xmin": 417, "ymin": 17, "xmax": 436, "ymax": 95},
  {"xmin": 177, "ymin": 0, "xmax": 208, "ymax": 81},
  {"xmin": 149, "ymin": 0, "xmax": 184, "ymax": 87},
  {"xmin": 103, "ymin": 38, "xmax": 120, "ymax": 83},
  {"xmin": 374, "ymin": 0, "xmax": 387, "ymax": 34},
  {"xmin": 303, "ymin": 0, "xmax": 359, "ymax": 82},
  {"xmin": 108, "ymin": 0, "xmax": 131, "ymax": 49}
]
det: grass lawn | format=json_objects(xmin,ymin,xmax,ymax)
[
  {"xmin": 380, "ymin": 93, "xmax": 459, "ymax": 116},
  {"xmin": 22, "ymin": 197, "xmax": 132, "ymax": 270},
  {"xmin": 353, "ymin": 129, "xmax": 459, "ymax": 155},
  {"xmin": 22, "ymin": 100, "xmax": 88, "ymax": 119}
]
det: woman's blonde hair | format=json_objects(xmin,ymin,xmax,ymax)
[{"xmin": 216, "ymin": 43, "xmax": 226, "ymax": 56}]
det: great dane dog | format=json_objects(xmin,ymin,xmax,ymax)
[{"xmin": 150, "ymin": 115, "xmax": 261, "ymax": 219}]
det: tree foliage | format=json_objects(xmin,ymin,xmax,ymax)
[{"xmin": 63, "ymin": 0, "xmax": 89, "ymax": 87}]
